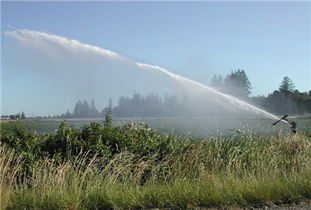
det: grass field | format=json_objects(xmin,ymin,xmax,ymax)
[{"xmin": 0, "ymin": 118, "xmax": 311, "ymax": 209}]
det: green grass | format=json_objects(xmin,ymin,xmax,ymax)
[{"xmin": 0, "ymin": 121, "xmax": 311, "ymax": 209}]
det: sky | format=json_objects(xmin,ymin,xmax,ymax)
[{"xmin": 1, "ymin": 1, "xmax": 311, "ymax": 116}]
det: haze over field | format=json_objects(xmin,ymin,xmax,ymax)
[
  {"xmin": 1, "ymin": 1, "xmax": 310, "ymax": 116},
  {"xmin": 3, "ymin": 29, "xmax": 183, "ymax": 115}
]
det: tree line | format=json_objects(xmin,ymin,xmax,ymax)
[
  {"xmin": 61, "ymin": 94, "xmax": 183, "ymax": 118},
  {"xmin": 60, "ymin": 70, "xmax": 310, "ymax": 118},
  {"xmin": 252, "ymin": 76, "xmax": 311, "ymax": 114},
  {"xmin": 210, "ymin": 71, "xmax": 311, "ymax": 115}
]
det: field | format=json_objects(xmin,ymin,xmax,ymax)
[
  {"xmin": 10, "ymin": 116, "xmax": 311, "ymax": 136},
  {"xmin": 0, "ymin": 117, "xmax": 311, "ymax": 209}
]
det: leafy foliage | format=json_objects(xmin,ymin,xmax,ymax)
[{"xmin": 0, "ymin": 120, "xmax": 183, "ymax": 168}]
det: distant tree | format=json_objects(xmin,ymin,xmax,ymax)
[
  {"xmin": 132, "ymin": 93, "xmax": 143, "ymax": 117},
  {"xmin": 224, "ymin": 70, "xmax": 252, "ymax": 98},
  {"xmin": 210, "ymin": 74, "xmax": 223, "ymax": 89},
  {"xmin": 113, "ymin": 96, "xmax": 127, "ymax": 117},
  {"xmin": 251, "ymin": 76, "xmax": 311, "ymax": 114},
  {"xmin": 73, "ymin": 100, "xmax": 83, "ymax": 117},
  {"xmin": 72, "ymin": 100, "xmax": 98, "ymax": 118},
  {"xmin": 90, "ymin": 100, "xmax": 100, "ymax": 117},
  {"xmin": 210, "ymin": 74, "xmax": 217, "ymax": 86},
  {"xmin": 143, "ymin": 93, "xmax": 162, "ymax": 117},
  {"xmin": 65, "ymin": 110, "xmax": 71, "ymax": 118},
  {"xmin": 164, "ymin": 94, "xmax": 180, "ymax": 117},
  {"xmin": 104, "ymin": 106, "xmax": 112, "ymax": 127},
  {"xmin": 82, "ymin": 100, "xmax": 90, "ymax": 117},
  {"xmin": 279, "ymin": 76, "xmax": 295, "ymax": 94},
  {"xmin": 21, "ymin": 112, "xmax": 26, "ymax": 119},
  {"xmin": 108, "ymin": 97, "xmax": 112, "ymax": 109}
]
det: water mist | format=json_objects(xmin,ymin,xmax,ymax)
[{"xmin": 5, "ymin": 29, "xmax": 286, "ymax": 123}]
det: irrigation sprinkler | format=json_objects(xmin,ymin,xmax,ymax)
[{"xmin": 272, "ymin": 114, "xmax": 297, "ymax": 134}]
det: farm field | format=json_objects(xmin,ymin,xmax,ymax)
[
  {"xmin": 1, "ymin": 118, "xmax": 311, "ymax": 209},
  {"xmin": 7, "ymin": 116, "xmax": 311, "ymax": 136}
]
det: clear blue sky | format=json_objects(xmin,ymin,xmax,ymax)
[{"xmin": 1, "ymin": 1, "xmax": 310, "ymax": 115}]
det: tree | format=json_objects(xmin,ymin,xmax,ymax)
[
  {"xmin": 73, "ymin": 100, "xmax": 98, "ymax": 118},
  {"xmin": 104, "ymin": 106, "xmax": 112, "ymax": 126},
  {"xmin": 103, "ymin": 97, "xmax": 113, "ymax": 126},
  {"xmin": 224, "ymin": 69, "xmax": 252, "ymax": 98},
  {"xmin": 65, "ymin": 110, "xmax": 71, "ymax": 118},
  {"xmin": 81, "ymin": 100, "xmax": 90, "ymax": 117},
  {"xmin": 279, "ymin": 76, "xmax": 295, "ymax": 94},
  {"xmin": 108, "ymin": 97, "xmax": 112, "ymax": 110},
  {"xmin": 73, "ymin": 100, "xmax": 83, "ymax": 117},
  {"xmin": 21, "ymin": 112, "xmax": 26, "ymax": 119},
  {"xmin": 210, "ymin": 74, "xmax": 223, "ymax": 89},
  {"xmin": 90, "ymin": 100, "xmax": 100, "ymax": 117}
]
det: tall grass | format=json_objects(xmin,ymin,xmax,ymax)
[
  {"xmin": 0, "ymin": 146, "xmax": 23, "ymax": 209},
  {"xmin": 1, "ymin": 130, "xmax": 310, "ymax": 209}
]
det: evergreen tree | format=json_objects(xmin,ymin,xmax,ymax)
[
  {"xmin": 21, "ymin": 112, "xmax": 26, "ymax": 119},
  {"xmin": 82, "ymin": 100, "xmax": 90, "ymax": 117},
  {"xmin": 279, "ymin": 76, "xmax": 295, "ymax": 94},
  {"xmin": 90, "ymin": 100, "xmax": 100, "ymax": 117},
  {"xmin": 210, "ymin": 74, "xmax": 223, "ymax": 89},
  {"xmin": 210, "ymin": 74, "xmax": 218, "ymax": 86},
  {"xmin": 73, "ymin": 100, "xmax": 83, "ymax": 117},
  {"xmin": 224, "ymin": 69, "xmax": 252, "ymax": 98}
]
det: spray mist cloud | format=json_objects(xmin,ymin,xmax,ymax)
[{"xmin": 4, "ymin": 28, "xmax": 283, "ymax": 121}]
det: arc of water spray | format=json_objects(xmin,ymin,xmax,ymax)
[
  {"xmin": 5, "ymin": 28, "xmax": 287, "ymax": 123},
  {"xmin": 136, "ymin": 63, "xmax": 286, "ymax": 122}
]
